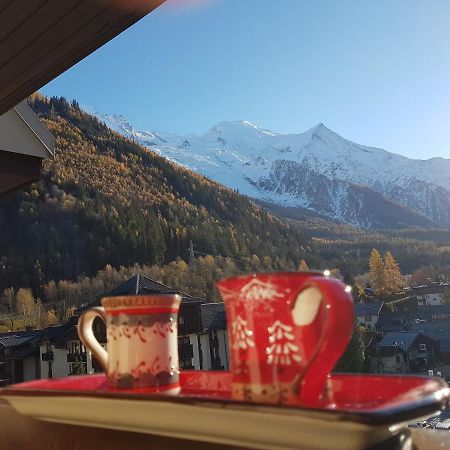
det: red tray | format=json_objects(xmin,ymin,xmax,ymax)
[
  {"xmin": 1, "ymin": 372, "xmax": 448, "ymax": 450},
  {"xmin": 2, "ymin": 371, "xmax": 449, "ymax": 424}
]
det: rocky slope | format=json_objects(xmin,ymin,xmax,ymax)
[{"xmin": 87, "ymin": 110, "xmax": 449, "ymax": 229}]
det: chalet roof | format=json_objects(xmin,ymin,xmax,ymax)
[
  {"xmin": 354, "ymin": 302, "xmax": 384, "ymax": 317},
  {"xmin": 7, "ymin": 347, "xmax": 39, "ymax": 360},
  {"xmin": 200, "ymin": 303, "xmax": 227, "ymax": 332},
  {"xmin": 378, "ymin": 331, "xmax": 421, "ymax": 351},
  {"xmin": 411, "ymin": 283, "xmax": 450, "ymax": 295},
  {"xmin": 409, "ymin": 322, "xmax": 450, "ymax": 343},
  {"xmin": 76, "ymin": 274, "xmax": 204, "ymax": 314},
  {"xmin": 0, "ymin": 0, "xmax": 164, "ymax": 116},
  {"xmin": 40, "ymin": 320, "xmax": 76, "ymax": 344},
  {"xmin": 0, "ymin": 331, "xmax": 43, "ymax": 348},
  {"xmin": 105, "ymin": 274, "xmax": 182, "ymax": 297},
  {"xmin": 418, "ymin": 305, "xmax": 450, "ymax": 321},
  {"xmin": 376, "ymin": 311, "xmax": 415, "ymax": 332},
  {"xmin": 440, "ymin": 339, "xmax": 450, "ymax": 352}
]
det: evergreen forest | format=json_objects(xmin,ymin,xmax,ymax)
[{"xmin": 1, "ymin": 94, "xmax": 450, "ymax": 317}]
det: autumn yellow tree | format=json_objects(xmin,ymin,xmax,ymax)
[
  {"xmin": 369, "ymin": 249, "xmax": 387, "ymax": 295},
  {"xmin": 298, "ymin": 259, "xmax": 309, "ymax": 271},
  {"xmin": 46, "ymin": 309, "xmax": 59, "ymax": 326},
  {"xmin": 16, "ymin": 288, "xmax": 35, "ymax": 316},
  {"xmin": 384, "ymin": 251, "xmax": 403, "ymax": 294}
]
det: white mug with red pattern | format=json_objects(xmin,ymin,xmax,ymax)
[{"xmin": 78, "ymin": 295, "xmax": 181, "ymax": 393}]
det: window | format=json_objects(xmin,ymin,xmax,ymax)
[
  {"xmin": 71, "ymin": 342, "xmax": 79, "ymax": 354},
  {"xmin": 179, "ymin": 316, "xmax": 185, "ymax": 325},
  {"xmin": 419, "ymin": 344, "xmax": 427, "ymax": 351},
  {"xmin": 365, "ymin": 315, "xmax": 372, "ymax": 322},
  {"xmin": 178, "ymin": 337, "xmax": 194, "ymax": 369}
]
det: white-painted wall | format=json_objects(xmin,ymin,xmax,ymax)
[
  {"xmin": 371, "ymin": 354, "xmax": 408, "ymax": 374},
  {"xmin": 23, "ymin": 356, "xmax": 37, "ymax": 381},
  {"xmin": 188, "ymin": 334, "xmax": 200, "ymax": 370},
  {"xmin": 199, "ymin": 334, "xmax": 211, "ymax": 370},
  {"xmin": 217, "ymin": 329, "xmax": 229, "ymax": 370},
  {"xmin": 39, "ymin": 344, "xmax": 70, "ymax": 379},
  {"xmin": 417, "ymin": 294, "xmax": 443, "ymax": 306},
  {"xmin": 357, "ymin": 314, "xmax": 378, "ymax": 330}
]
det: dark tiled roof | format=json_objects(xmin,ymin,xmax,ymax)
[
  {"xmin": 200, "ymin": 303, "xmax": 227, "ymax": 332},
  {"xmin": 409, "ymin": 322, "xmax": 450, "ymax": 343},
  {"xmin": 354, "ymin": 302, "xmax": 384, "ymax": 317},
  {"xmin": 0, "ymin": 329, "xmax": 43, "ymax": 339},
  {"xmin": 418, "ymin": 305, "xmax": 450, "ymax": 321},
  {"xmin": 440, "ymin": 339, "xmax": 450, "ymax": 352},
  {"xmin": 0, "ymin": 331, "xmax": 43, "ymax": 347},
  {"xmin": 378, "ymin": 345, "xmax": 407, "ymax": 357},
  {"xmin": 41, "ymin": 321, "xmax": 74, "ymax": 343},
  {"xmin": 378, "ymin": 331, "xmax": 420, "ymax": 350},
  {"xmin": 105, "ymin": 274, "xmax": 192, "ymax": 298},
  {"xmin": 8, "ymin": 347, "xmax": 39, "ymax": 359},
  {"xmin": 376, "ymin": 312, "xmax": 414, "ymax": 332},
  {"xmin": 410, "ymin": 283, "xmax": 449, "ymax": 295},
  {"xmin": 76, "ymin": 274, "xmax": 203, "ymax": 313}
]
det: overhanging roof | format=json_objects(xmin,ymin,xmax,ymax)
[
  {"xmin": 0, "ymin": 101, "xmax": 55, "ymax": 196},
  {"xmin": 0, "ymin": 0, "xmax": 165, "ymax": 116}
]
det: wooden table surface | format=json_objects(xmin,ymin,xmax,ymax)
[{"xmin": 0, "ymin": 398, "xmax": 448, "ymax": 450}]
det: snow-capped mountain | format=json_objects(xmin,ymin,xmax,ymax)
[{"xmin": 87, "ymin": 108, "xmax": 450, "ymax": 229}]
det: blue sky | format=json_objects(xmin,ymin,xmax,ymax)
[{"xmin": 42, "ymin": 0, "xmax": 450, "ymax": 159}]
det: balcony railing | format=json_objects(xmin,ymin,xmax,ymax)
[{"xmin": 67, "ymin": 352, "xmax": 87, "ymax": 363}]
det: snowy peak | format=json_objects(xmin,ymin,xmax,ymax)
[
  {"xmin": 204, "ymin": 120, "xmax": 279, "ymax": 141},
  {"xmin": 88, "ymin": 107, "xmax": 450, "ymax": 229}
]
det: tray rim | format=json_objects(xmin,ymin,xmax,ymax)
[{"xmin": 1, "ymin": 372, "xmax": 449, "ymax": 427}]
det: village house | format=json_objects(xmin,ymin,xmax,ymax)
[
  {"xmin": 410, "ymin": 283, "xmax": 450, "ymax": 307},
  {"xmin": 0, "ymin": 329, "xmax": 43, "ymax": 385},
  {"xmin": 354, "ymin": 302, "xmax": 385, "ymax": 330},
  {"xmin": 375, "ymin": 311, "xmax": 415, "ymax": 333},
  {"xmin": 78, "ymin": 274, "xmax": 229, "ymax": 371},
  {"xmin": 375, "ymin": 331, "xmax": 438, "ymax": 373},
  {"xmin": 417, "ymin": 304, "xmax": 450, "ymax": 322},
  {"xmin": 0, "ymin": 275, "xmax": 229, "ymax": 385},
  {"xmin": 370, "ymin": 346, "xmax": 410, "ymax": 374},
  {"xmin": 39, "ymin": 318, "xmax": 97, "ymax": 379}
]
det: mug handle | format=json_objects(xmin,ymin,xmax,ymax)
[
  {"xmin": 77, "ymin": 307, "xmax": 108, "ymax": 373},
  {"xmin": 295, "ymin": 278, "xmax": 354, "ymax": 406}
]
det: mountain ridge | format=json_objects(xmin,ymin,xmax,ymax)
[{"xmin": 86, "ymin": 108, "xmax": 450, "ymax": 229}]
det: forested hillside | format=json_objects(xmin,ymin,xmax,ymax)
[
  {"xmin": 1, "ymin": 94, "xmax": 450, "ymax": 312},
  {"xmin": 0, "ymin": 95, "xmax": 308, "ymax": 297}
]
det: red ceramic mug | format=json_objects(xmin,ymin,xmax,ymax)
[{"xmin": 216, "ymin": 272, "xmax": 354, "ymax": 406}]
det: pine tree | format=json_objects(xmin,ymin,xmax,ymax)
[
  {"xmin": 334, "ymin": 325, "xmax": 365, "ymax": 373},
  {"xmin": 369, "ymin": 249, "xmax": 387, "ymax": 295},
  {"xmin": 384, "ymin": 251, "xmax": 402, "ymax": 294}
]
